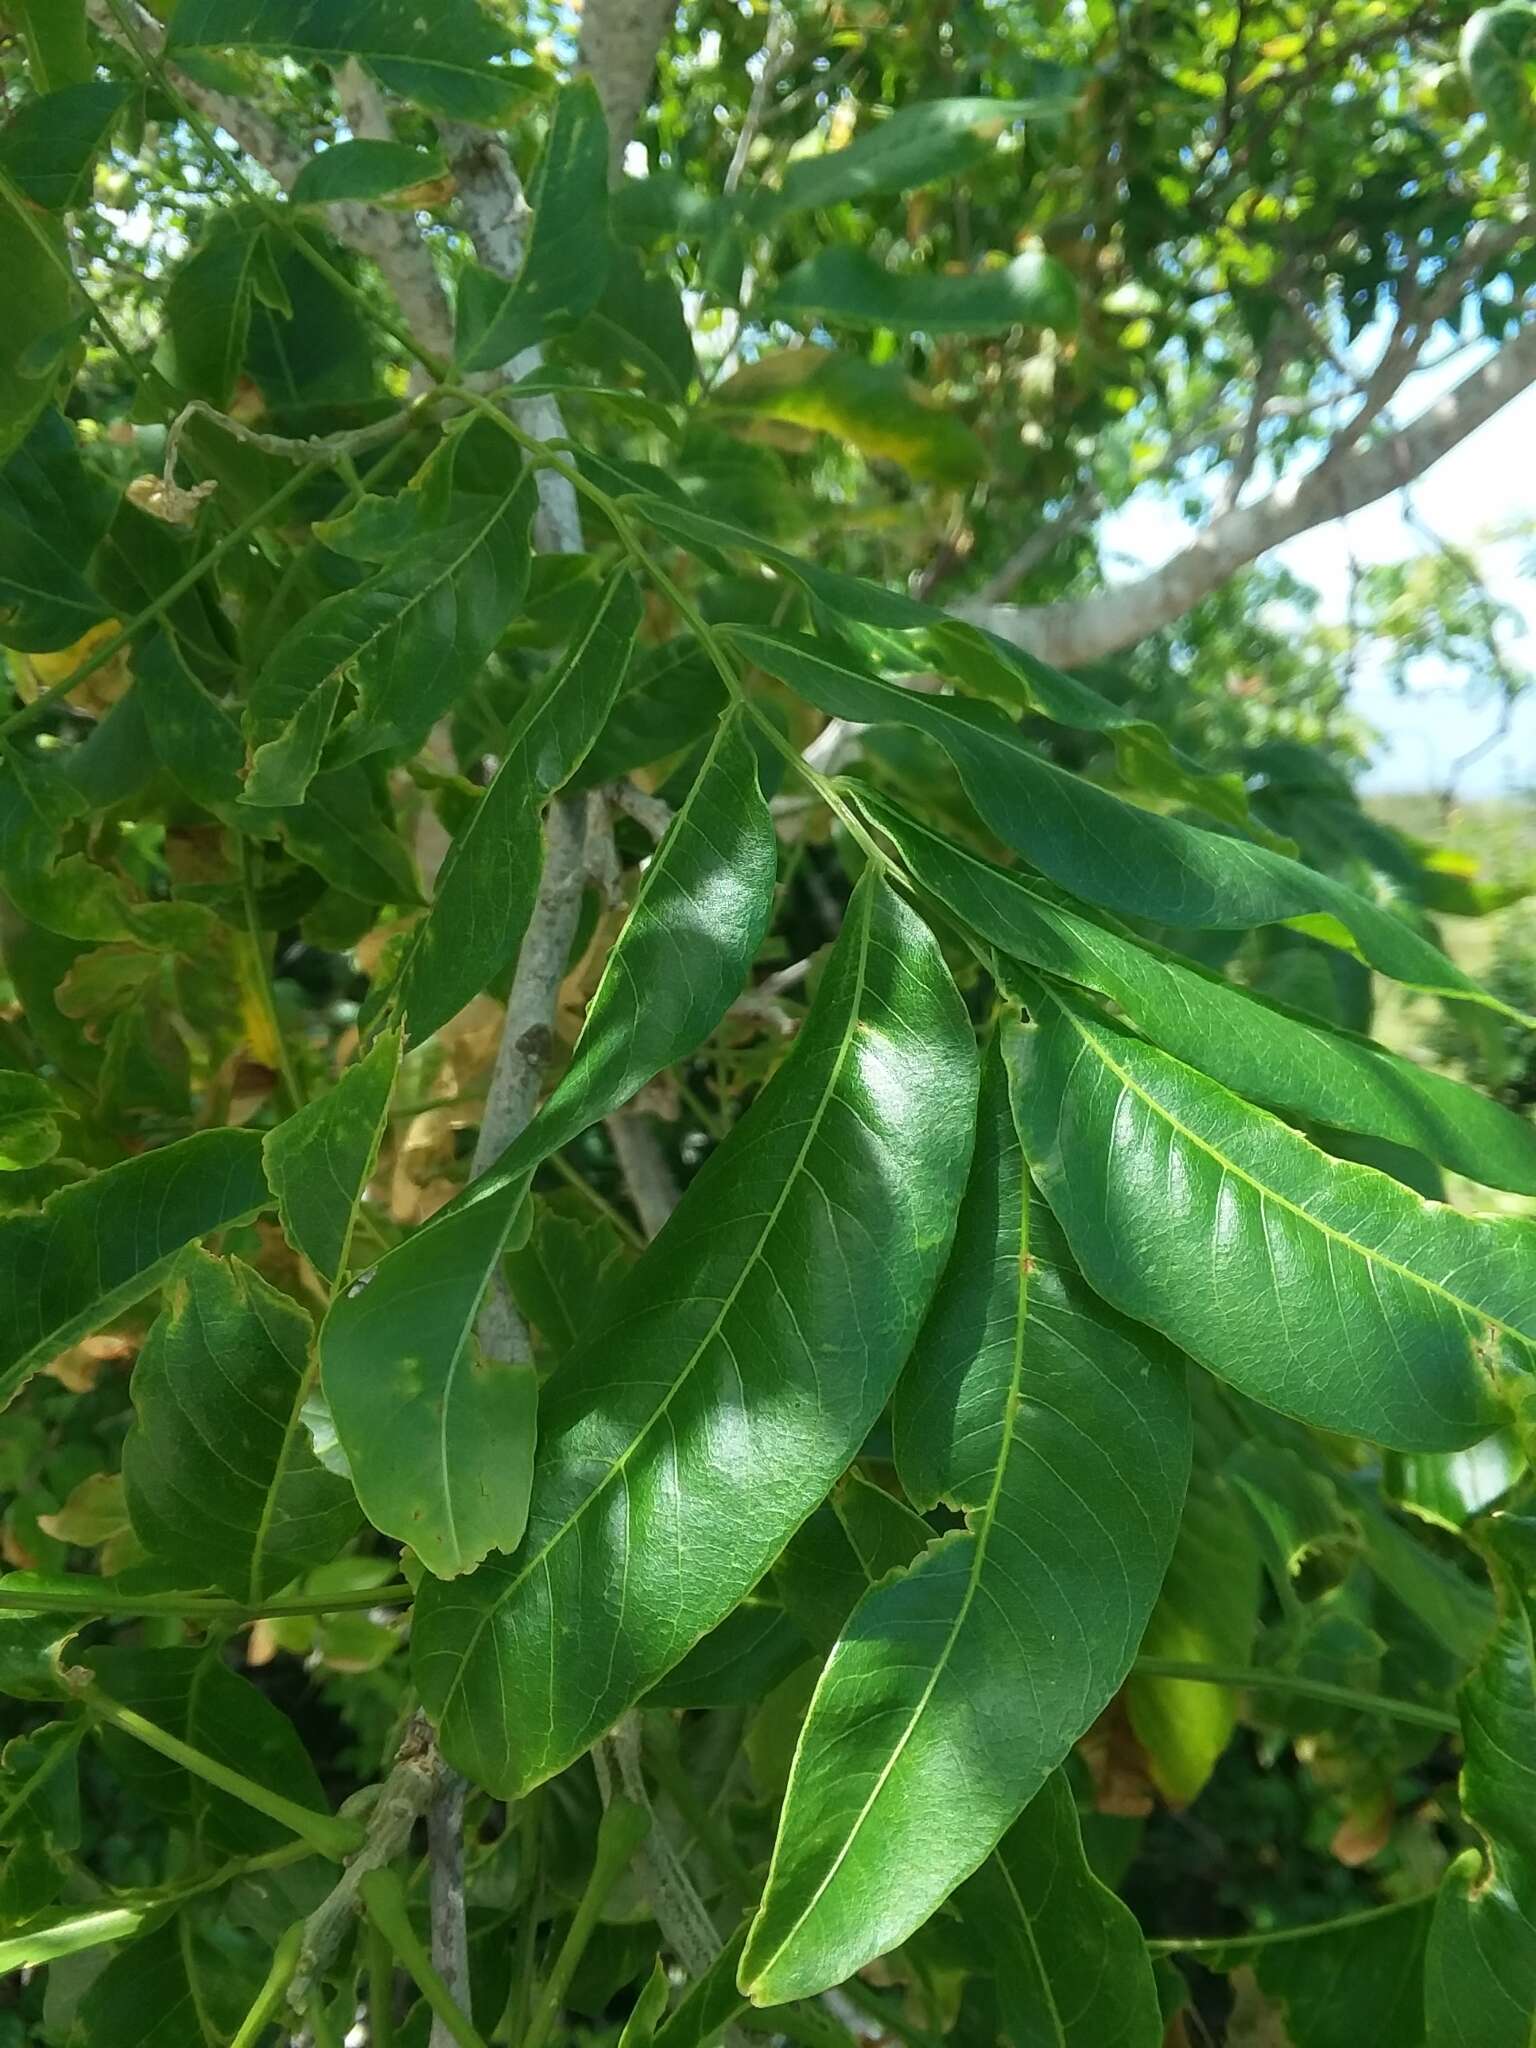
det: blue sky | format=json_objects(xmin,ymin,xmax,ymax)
[{"xmin": 1103, "ymin": 364, "xmax": 1536, "ymax": 795}]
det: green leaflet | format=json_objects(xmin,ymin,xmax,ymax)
[
  {"xmin": 1211, "ymin": 1896, "xmax": 1433, "ymax": 2048},
  {"xmin": 455, "ymin": 80, "xmax": 611, "ymax": 373},
  {"xmin": 0, "ymin": 187, "xmax": 73, "ymax": 464},
  {"xmin": 244, "ymin": 447, "xmax": 539, "ymax": 805},
  {"xmin": 321, "ymin": 1185, "xmax": 538, "ymax": 1581},
  {"xmin": 711, "ymin": 351, "xmax": 985, "ymax": 486},
  {"xmin": 466, "ymin": 708, "xmax": 777, "ymax": 1193},
  {"xmin": 13, "ymin": 0, "xmax": 92, "ymax": 89},
  {"xmin": 389, "ymin": 567, "xmax": 643, "ymax": 1047},
  {"xmin": 413, "ymin": 872, "xmax": 978, "ymax": 1797},
  {"xmin": 1012, "ymin": 983, "xmax": 1536, "ymax": 1451},
  {"xmin": 957, "ymin": 1772, "xmax": 1162, "ymax": 2048},
  {"xmin": 83, "ymin": 1645, "xmax": 330, "ymax": 1858},
  {"xmin": 122, "ymin": 1250, "xmax": 358, "ymax": 1607},
  {"xmin": 729, "ymin": 627, "xmax": 1525, "ymax": 1024},
  {"xmin": 323, "ymin": 705, "xmax": 774, "ymax": 1578},
  {"xmin": 0, "ymin": 1898, "xmax": 160, "ymax": 1974},
  {"xmin": 157, "ymin": 209, "xmax": 266, "ymax": 407},
  {"xmin": 169, "ymin": 0, "xmax": 536, "ymax": 124},
  {"xmin": 0, "ymin": 406, "xmax": 113, "ymax": 653},
  {"xmin": 1426, "ymin": 1515, "xmax": 1536, "ymax": 2046},
  {"xmin": 0, "ymin": 1071, "xmax": 60, "ymax": 1171},
  {"xmin": 739, "ymin": 1033, "xmax": 1189, "ymax": 2001},
  {"xmin": 755, "ymin": 98, "xmax": 1035, "ymax": 216},
  {"xmin": 0, "ymin": 1128, "xmax": 268, "ymax": 1407},
  {"xmin": 862, "ymin": 793, "xmax": 1536, "ymax": 1195},
  {"xmin": 290, "ymin": 137, "xmax": 447, "ymax": 205},
  {"xmin": 75, "ymin": 1915, "xmax": 265, "ymax": 2047},
  {"xmin": 263, "ymin": 1029, "xmax": 400, "ymax": 1285},
  {"xmin": 0, "ymin": 81, "xmax": 130, "ymax": 212},
  {"xmin": 1125, "ymin": 1468, "xmax": 1261, "ymax": 1807},
  {"xmin": 772, "ymin": 245, "xmax": 1079, "ymax": 335}
]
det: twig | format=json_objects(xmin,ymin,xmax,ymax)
[
  {"xmin": 724, "ymin": 4, "xmax": 795, "ymax": 196},
  {"xmin": 612, "ymin": 782, "xmax": 674, "ymax": 843},
  {"xmin": 593, "ymin": 1714, "xmax": 722, "ymax": 1978},
  {"xmin": 605, "ymin": 1110, "xmax": 680, "ymax": 1236},
  {"xmin": 427, "ymin": 1778, "xmax": 471, "ymax": 2048},
  {"xmin": 287, "ymin": 1718, "xmax": 450, "ymax": 2013}
]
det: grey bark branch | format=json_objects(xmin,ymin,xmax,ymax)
[
  {"xmin": 577, "ymin": 0, "xmax": 676, "ymax": 182},
  {"xmin": 593, "ymin": 1714, "xmax": 722, "ymax": 1980},
  {"xmin": 426, "ymin": 1777, "xmax": 471, "ymax": 2048},
  {"xmin": 964, "ymin": 314, "xmax": 1536, "ymax": 667},
  {"xmin": 605, "ymin": 1110, "xmax": 680, "ymax": 1238}
]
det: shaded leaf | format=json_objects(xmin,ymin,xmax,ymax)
[
  {"xmin": 712, "ymin": 350, "xmax": 985, "ymax": 485},
  {"xmin": 169, "ymin": 0, "xmax": 539, "ymax": 123},
  {"xmin": 0, "ymin": 1071, "xmax": 61, "ymax": 1171},
  {"xmin": 263, "ymin": 1029, "xmax": 400, "ymax": 1285},
  {"xmin": 760, "ymin": 99, "xmax": 1031, "ymax": 215},
  {"xmin": 957, "ymin": 1771, "xmax": 1162, "ymax": 2048},
  {"xmin": 123, "ymin": 1250, "xmax": 359, "ymax": 1606},
  {"xmin": 0, "ymin": 82, "xmax": 129, "ymax": 211},
  {"xmin": 0, "ymin": 1128, "xmax": 268, "ymax": 1406},
  {"xmin": 290, "ymin": 136, "xmax": 448, "ymax": 205},
  {"xmin": 774, "ymin": 245, "xmax": 1078, "ymax": 335},
  {"xmin": 0, "ymin": 406, "xmax": 113, "ymax": 653},
  {"xmin": 0, "ymin": 189, "xmax": 74, "ymax": 464}
]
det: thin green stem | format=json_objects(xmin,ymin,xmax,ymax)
[
  {"xmin": 240, "ymin": 836, "xmax": 306, "ymax": 1111},
  {"xmin": 0, "ymin": 1580, "xmax": 413, "ymax": 1619},
  {"xmin": 0, "ymin": 460, "xmax": 323, "ymax": 742},
  {"xmin": 1131, "ymin": 1657, "xmax": 1459, "ymax": 1735},
  {"xmin": 361, "ymin": 1867, "xmax": 490, "ymax": 2048},
  {"xmin": 84, "ymin": 1690, "xmax": 366, "ymax": 1859},
  {"xmin": 1147, "ymin": 1887, "xmax": 1437, "ymax": 1956},
  {"xmin": 521, "ymin": 1798, "xmax": 651, "ymax": 2048},
  {"xmin": 547, "ymin": 1149, "xmax": 647, "ymax": 1251},
  {"xmin": 231, "ymin": 1920, "xmax": 306, "ymax": 2048}
]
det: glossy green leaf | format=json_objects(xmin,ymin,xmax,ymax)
[
  {"xmin": 0, "ymin": 188, "xmax": 74, "ymax": 464},
  {"xmin": 1426, "ymin": 1515, "xmax": 1536, "ymax": 2045},
  {"xmin": 322, "ymin": 1183, "xmax": 538, "ymax": 1580},
  {"xmin": 469, "ymin": 707, "xmax": 776, "ymax": 1190},
  {"xmin": 0, "ymin": 1071, "xmax": 61, "ymax": 1171},
  {"xmin": 730, "ymin": 628, "xmax": 1525, "ymax": 1024},
  {"xmin": 122, "ymin": 1250, "xmax": 358, "ymax": 1605},
  {"xmin": 1012, "ymin": 983, "xmax": 1536, "ymax": 1450},
  {"xmin": 169, "ymin": 0, "xmax": 536, "ymax": 124},
  {"xmin": 740, "ymin": 1033, "xmax": 1188, "ymax": 2001},
  {"xmin": 244, "ymin": 438, "xmax": 538, "ymax": 804},
  {"xmin": 864, "ymin": 794, "xmax": 1536, "ymax": 1196},
  {"xmin": 760, "ymin": 99, "xmax": 1030, "ymax": 215},
  {"xmin": 389, "ymin": 567, "xmax": 642, "ymax": 1046},
  {"xmin": 773, "ymin": 1475, "xmax": 932, "ymax": 1652},
  {"xmin": 290, "ymin": 137, "xmax": 447, "ymax": 205},
  {"xmin": 0, "ymin": 406, "xmax": 112, "ymax": 653},
  {"xmin": 0, "ymin": 1128, "xmax": 268, "ymax": 1407},
  {"xmin": 268, "ymin": 765, "xmax": 425, "ymax": 907},
  {"xmin": 456, "ymin": 79, "xmax": 610, "ymax": 372},
  {"xmin": 957, "ymin": 1772, "xmax": 1162, "ymax": 2048},
  {"xmin": 774, "ymin": 245, "xmax": 1079, "ymax": 334},
  {"xmin": 712, "ymin": 351, "xmax": 986, "ymax": 486},
  {"xmin": 0, "ymin": 82, "xmax": 128, "ymax": 213},
  {"xmin": 263, "ymin": 1029, "xmax": 400, "ymax": 1285},
  {"xmin": 414, "ymin": 872, "xmax": 979, "ymax": 1797}
]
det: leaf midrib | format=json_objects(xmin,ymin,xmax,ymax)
[
  {"xmin": 431, "ymin": 875, "xmax": 880, "ymax": 1735},
  {"xmin": 1050, "ymin": 990, "xmax": 1534, "ymax": 1350}
]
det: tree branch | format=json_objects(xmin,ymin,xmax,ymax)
[
  {"xmin": 577, "ymin": 0, "xmax": 675, "ymax": 183},
  {"xmin": 962, "ymin": 314, "xmax": 1536, "ymax": 667},
  {"xmin": 426, "ymin": 1776, "xmax": 471, "ymax": 2048}
]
